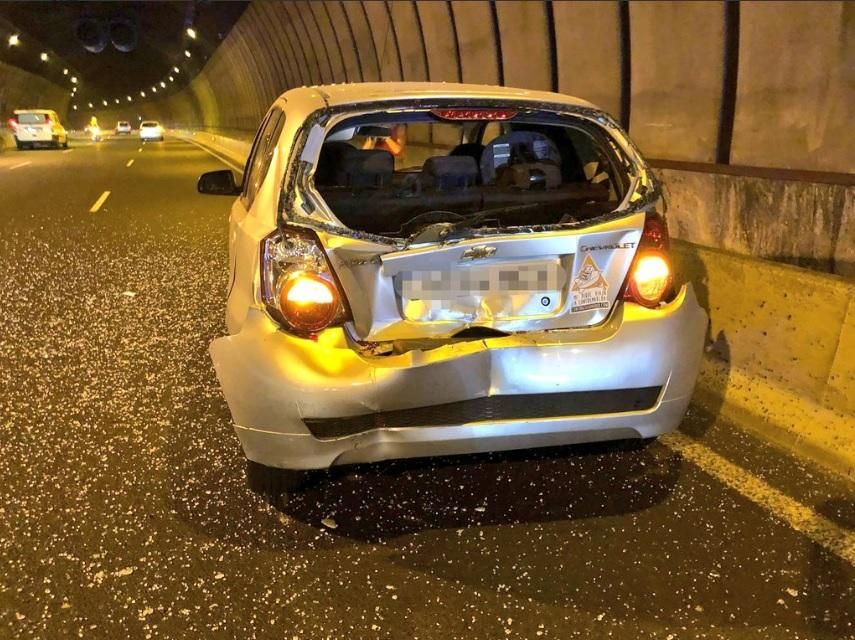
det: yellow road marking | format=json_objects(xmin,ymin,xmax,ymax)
[
  {"xmin": 88, "ymin": 190, "xmax": 111, "ymax": 213},
  {"xmin": 126, "ymin": 159, "xmax": 134, "ymax": 168}
]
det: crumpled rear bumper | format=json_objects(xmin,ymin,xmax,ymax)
[{"xmin": 210, "ymin": 284, "xmax": 708, "ymax": 469}]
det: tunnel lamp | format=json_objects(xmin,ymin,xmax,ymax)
[
  {"xmin": 151, "ymin": 86, "xmax": 157, "ymax": 93},
  {"xmin": 8, "ymin": 34, "xmax": 20, "ymax": 47},
  {"xmin": 168, "ymin": 76, "xmax": 174, "ymax": 82},
  {"xmin": 88, "ymin": 102, "xmax": 93, "ymax": 108},
  {"xmin": 140, "ymin": 91, "xmax": 146, "ymax": 98},
  {"xmin": 173, "ymin": 66, "xmax": 180, "ymax": 73},
  {"xmin": 63, "ymin": 68, "xmax": 69, "ymax": 75},
  {"xmin": 160, "ymin": 81, "xmax": 166, "ymax": 88},
  {"xmin": 73, "ymin": 104, "xmax": 78, "ymax": 111},
  {"xmin": 71, "ymin": 76, "xmax": 78, "ymax": 84},
  {"xmin": 115, "ymin": 98, "xmax": 120, "ymax": 104},
  {"xmin": 40, "ymin": 52, "xmax": 49, "ymax": 62},
  {"xmin": 127, "ymin": 96, "xmax": 132, "ymax": 102},
  {"xmin": 102, "ymin": 100, "xmax": 108, "ymax": 106},
  {"xmin": 184, "ymin": 50, "xmax": 191, "ymax": 58},
  {"xmin": 186, "ymin": 27, "xmax": 197, "ymax": 39}
]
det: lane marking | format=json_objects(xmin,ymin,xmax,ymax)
[
  {"xmin": 62, "ymin": 149, "xmax": 73, "ymax": 154},
  {"xmin": 10, "ymin": 161, "xmax": 31, "ymax": 170},
  {"xmin": 88, "ymin": 190, "xmax": 111, "ymax": 213},
  {"xmin": 126, "ymin": 159, "xmax": 135, "ymax": 168},
  {"xmin": 138, "ymin": 147, "xmax": 143, "ymax": 153},
  {"xmin": 663, "ymin": 432, "xmax": 855, "ymax": 566},
  {"xmin": 185, "ymin": 139, "xmax": 244, "ymax": 175}
]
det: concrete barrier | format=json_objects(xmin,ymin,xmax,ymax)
[
  {"xmin": 673, "ymin": 240, "xmax": 855, "ymax": 478},
  {"xmin": 176, "ymin": 129, "xmax": 251, "ymax": 172},
  {"xmin": 182, "ymin": 129, "xmax": 854, "ymax": 478}
]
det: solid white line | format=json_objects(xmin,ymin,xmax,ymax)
[
  {"xmin": 9, "ymin": 161, "xmax": 31, "ymax": 170},
  {"xmin": 126, "ymin": 159, "xmax": 135, "ymax": 168},
  {"xmin": 88, "ymin": 190, "xmax": 111, "ymax": 213},
  {"xmin": 663, "ymin": 432, "xmax": 855, "ymax": 566},
  {"xmin": 185, "ymin": 139, "xmax": 244, "ymax": 174},
  {"xmin": 62, "ymin": 149, "xmax": 73, "ymax": 154}
]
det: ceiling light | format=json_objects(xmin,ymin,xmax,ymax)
[
  {"xmin": 73, "ymin": 104, "xmax": 78, "ymax": 110},
  {"xmin": 88, "ymin": 102, "xmax": 93, "ymax": 108},
  {"xmin": 102, "ymin": 100, "xmax": 108, "ymax": 106},
  {"xmin": 186, "ymin": 27, "xmax": 197, "ymax": 39},
  {"xmin": 40, "ymin": 52, "xmax": 49, "ymax": 62},
  {"xmin": 173, "ymin": 66, "xmax": 180, "ymax": 73},
  {"xmin": 63, "ymin": 68, "xmax": 69, "ymax": 75},
  {"xmin": 168, "ymin": 76, "xmax": 174, "ymax": 82},
  {"xmin": 71, "ymin": 76, "xmax": 78, "ymax": 84},
  {"xmin": 160, "ymin": 81, "xmax": 166, "ymax": 88},
  {"xmin": 151, "ymin": 86, "xmax": 157, "ymax": 93},
  {"xmin": 115, "ymin": 98, "xmax": 120, "ymax": 104},
  {"xmin": 8, "ymin": 34, "xmax": 20, "ymax": 47},
  {"xmin": 184, "ymin": 50, "xmax": 191, "ymax": 58},
  {"xmin": 140, "ymin": 91, "xmax": 146, "ymax": 97},
  {"xmin": 127, "ymin": 96, "xmax": 132, "ymax": 102}
]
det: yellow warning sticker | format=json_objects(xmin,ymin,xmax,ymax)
[{"xmin": 570, "ymin": 254, "xmax": 610, "ymax": 312}]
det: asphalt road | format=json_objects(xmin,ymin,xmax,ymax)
[{"xmin": 1, "ymin": 135, "xmax": 853, "ymax": 640}]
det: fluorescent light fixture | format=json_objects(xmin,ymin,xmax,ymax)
[
  {"xmin": 173, "ymin": 66, "xmax": 180, "ymax": 73},
  {"xmin": 40, "ymin": 52, "xmax": 49, "ymax": 62},
  {"xmin": 71, "ymin": 76, "xmax": 78, "ymax": 84},
  {"xmin": 168, "ymin": 76, "xmax": 174, "ymax": 82},
  {"xmin": 73, "ymin": 104, "xmax": 78, "ymax": 110},
  {"xmin": 184, "ymin": 50, "xmax": 191, "ymax": 58},
  {"xmin": 140, "ymin": 91, "xmax": 146, "ymax": 97},
  {"xmin": 63, "ymin": 68, "xmax": 69, "ymax": 75},
  {"xmin": 186, "ymin": 27, "xmax": 197, "ymax": 39},
  {"xmin": 151, "ymin": 86, "xmax": 157, "ymax": 93},
  {"xmin": 8, "ymin": 34, "xmax": 20, "ymax": 47},
  {"xmin": 102, "ymin": 99, "xmax": 108, "ymax": 106},
  {"xmin": 88, "ymin": 102, "xmax": 94, "ymax": 108},
  {"xmin": 127, "ymin": 96, "xmax": 132, "ymax": 102},
  {"xmin": 160, "ymin": 81, "xmax": 166, "ymax": 88},
  {"xmin": 115, "ymin": 98, "xmax": 120, "ymax": 104}
]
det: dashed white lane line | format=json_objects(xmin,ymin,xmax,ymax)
[
  {"xmin": 10, "ymin": 161, "xmax": 32, "ymax": 170},
  {"xmin": 126, "ymin": 159, "xmax": 135, "ymax": 168},
  {"xmin": 138, "ymin": 147, "xmax": 143, "ymax": 153},
  {"xmin": 88, "ymin": 190, "xmax": 111, "ymax": 213},
  {"xmin": 62, "ymin": 148, "xmax": 74, "ymax": 154},
  {"xmin": 663, "ymin": 432, "xmax": 855, "ymax": 566}
]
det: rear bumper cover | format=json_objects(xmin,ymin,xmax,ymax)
[{"xmin": 210, "ymin": 284, "xmax": 708, "ymax": 469}]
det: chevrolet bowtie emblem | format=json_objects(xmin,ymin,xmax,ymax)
[{"xmin": 460, "ymin": 245, "xmax": 498, "ymax": 261}]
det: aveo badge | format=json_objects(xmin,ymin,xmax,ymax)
[{"xmin": 570, "ymin": 254, "xmax": 610, "ymax": 312}]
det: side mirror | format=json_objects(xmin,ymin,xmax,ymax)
[{"xmin": 197, "ymin": 169, "xmax": 240, "ymax": 196}]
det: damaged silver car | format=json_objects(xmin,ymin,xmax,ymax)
[{"xmin": 198, "ymin": 83, "xmax": 708, "ymax": 501}]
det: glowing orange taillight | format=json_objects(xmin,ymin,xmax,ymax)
[
  {"xmin": 626, "ymin": 252, "xmax": 672, "ymax": 307},
  {"xmin": 278, "ymin": 271, "xmax": 340, "ymax": 334}
]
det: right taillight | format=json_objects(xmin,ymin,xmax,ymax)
[
  {"xmin": 624, "ymin": 213, "xmax": 673, "ymax": 308},
  {"xmin": 260, "ymin": 226, "xmax": 351, "ymax": 336}
]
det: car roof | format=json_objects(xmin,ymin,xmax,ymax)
[
  {"xmin": 278, "ymin": 82, "xmax": 600, "ymax": 116},
  {"xmin": 14, "ymin": 109, "xmax": 55, "ymax": 114}
]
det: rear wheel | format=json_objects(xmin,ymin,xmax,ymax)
[
  {"xmin": 15, "ymin": 139, "xmax": 23, "ymax": 150},
  {"xmin": 246, "ymin": 460, "xmax": 306, "ymax": 507},
  {"xmin": 62, "ymin": 138, "xmax": 69, "ymax": 149}
]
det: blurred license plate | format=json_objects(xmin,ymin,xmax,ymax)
[{"xmin": 399, "ymin": 262, "xmax": 565, "ymax": 300}]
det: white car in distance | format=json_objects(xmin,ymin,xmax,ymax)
[
  {"xmin": 116, "ymin": 121, "xmax": 132, "ymax": 135},
  {"xmin": 139, "ymin": 121, "xmax": 164, "ymax": 141}
]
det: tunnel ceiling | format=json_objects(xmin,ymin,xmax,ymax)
[{"xmin": 0, "ymin": 1, "xmax": 246, "ymax": 103}]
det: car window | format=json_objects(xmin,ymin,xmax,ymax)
[
  {"xmin": 17, "ymin": 113, "xmax": 47, "ymax": 124},
  {"xmin": 242, "ymin": 108, "xmax": 285, "ymax": 209}
]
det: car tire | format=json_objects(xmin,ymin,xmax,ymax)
[
  {"xmin": 62, "ymin": 139, "xmax": 69, "ymax": 149},
  {"xmin": 15, "ymin": 139, "xmax": 23, "ymax": 150},
  {"xmin": 616, "ymin": 436, "xmax": 658, "ymax": 452},
  {"xmin": 246, "ymin": 459, "xmax": 306, "ymax": 506}
]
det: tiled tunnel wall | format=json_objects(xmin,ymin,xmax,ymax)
[{"xmin": 137, "ymin": 0, "xmax": 853, "ymax": 175}]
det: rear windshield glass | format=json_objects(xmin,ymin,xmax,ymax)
[
  {"xmin": 311, "ymin": 109, "xmax": 628, "ymax": 239},
  {"xmin": 141, "ymin": 122, "xmax": 158, "ymax": 127},
  {"xmin": 17, "ymin": 113, "xmax": 48, "ymax": 124}
]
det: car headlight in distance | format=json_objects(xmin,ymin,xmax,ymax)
[{"xmin": 260, "ymin": 227, "xmax": 351, "ymax": 336}]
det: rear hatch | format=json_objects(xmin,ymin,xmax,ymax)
[
  {"xmin": 296, "ymin": 101, "xmax": 650, "ymax": 342},
  {"xmin": 322, "ymin": 212, "xmax": 643, "ymax": 342}
]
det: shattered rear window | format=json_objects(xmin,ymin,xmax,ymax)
[{"xmin": 310, "ymin": 109, "xmax": 629, "ymax": 240}]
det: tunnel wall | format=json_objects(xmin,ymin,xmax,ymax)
[
  {"xmin": 0, "ymin": 60, "xmax": 71, "ymax": 151},
  {"xmin": 100, "ymin": 0, "xmax": 853, "ymax": 276}
]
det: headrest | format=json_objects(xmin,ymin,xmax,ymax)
[
  {"xmin": 338, "ymin": 149, "xmax": 393, "ymax": 188},
  {"xmin": 422, "ymin": 155, "xmax": 479, "ymax": 190}
]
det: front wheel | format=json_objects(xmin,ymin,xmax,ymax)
[
  {"xmin": 15, "ymin": 139, "xmax": 23, "ymax": 150},
  {"xmin": 246, "ymin": 460, "xmax": 307, "ymax": 507}
]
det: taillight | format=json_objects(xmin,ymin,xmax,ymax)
[
  {"xmin": 430, "ymin": 108, "xmax": 518, "ymax": 121},
  {"xmin": 260, "ymin": 226, "xmax": 350, "ymax": 336},
  {"xmin": 7, "ymin": 117, "xmax": 17, "ymax": 130},
  {"xmin": 623, "ymin": 213, "xmax": 673, "ymax": 308}
]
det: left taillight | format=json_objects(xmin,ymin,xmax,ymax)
[
  {"xmin": 260, "ymin": 226, "xmax": 351, "ymax": 336},
  {"xmin": 623, "ymin": 213, "xmax": 673, "ymax": 308},
  {"xmin": 7, "ymin": 117, "xmax": 17, "ymax": 131}
]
